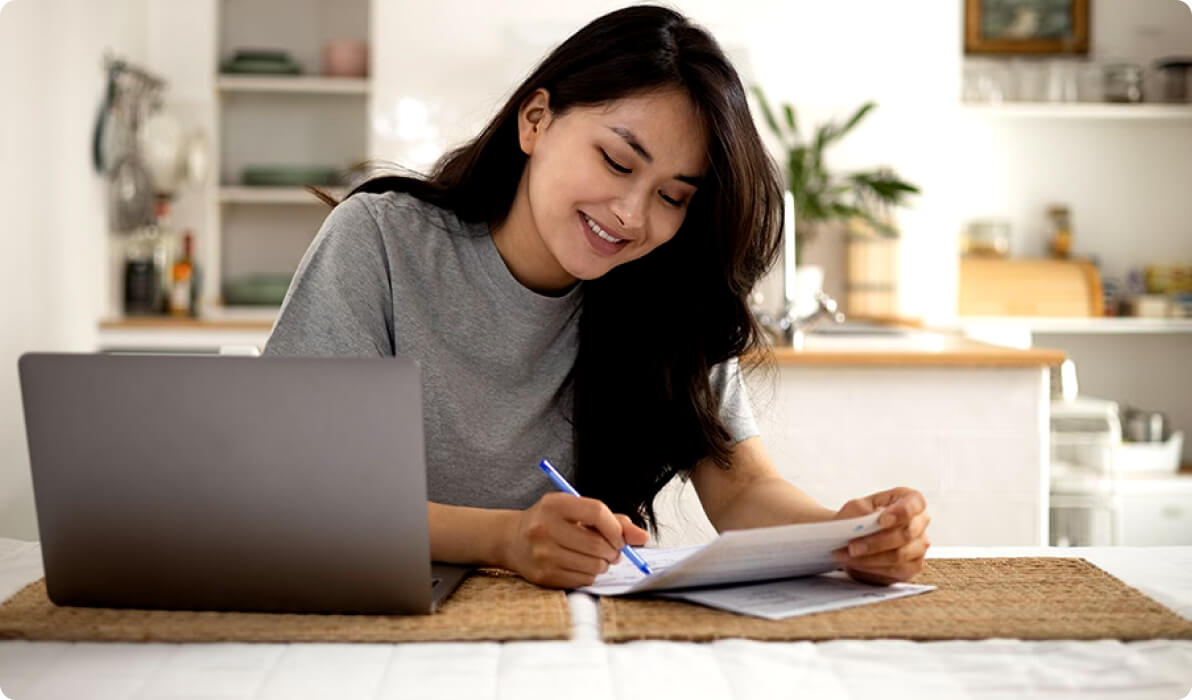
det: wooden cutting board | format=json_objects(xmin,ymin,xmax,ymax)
[{"xmin": 959, "ymin": 257, "xmax": 1103, "ymax": 317}]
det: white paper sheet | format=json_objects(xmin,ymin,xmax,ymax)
[
  {"xmin": 581, "ymin": 511, "xmax": 886, "ymax": 596},
  {"xmin": 657, "ymin": 571, "xmax": 936, "ymax": 620}
]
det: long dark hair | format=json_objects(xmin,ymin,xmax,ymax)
[{"xmin": 339, "ymin": 5, "xmax": 782, "ymax": 531}]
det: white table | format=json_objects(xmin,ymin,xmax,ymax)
[{"xmin": 1, "ymin": 540, "xmax": 1190, "ymax": 700}]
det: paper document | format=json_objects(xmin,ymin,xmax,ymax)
[
  {"xmin": 581, "ymin": 511, "xmax": 885, "ymax": 596},
  {"xmin": 579, "ymin": 511, "xmax": 935, "ymax": 619},
  {"xmin": 658, "ymin": 572, "xmax": 935, "ymax": 620}
]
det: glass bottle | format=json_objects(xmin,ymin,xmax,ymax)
[
  {"xmin": 169, "ymin": 232, "xmax": 195, "ymax": 317},
  {"xmin": 1047, "ymin": 205, "xmax": 1072, "ymax": 259}
]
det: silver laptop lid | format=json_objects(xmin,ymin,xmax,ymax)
[{"xmin": 18, "ymin": 353, "xmax": 435, "ymax": 614}]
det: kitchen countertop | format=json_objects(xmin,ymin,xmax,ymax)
[
  {"xmin": 99, "ymin": 310, "xmax": 278, "ymax": 331},
  {"xmin": 100, "ymin": 314, "xmax": 1065, "ymax": 367},
  {"xmin": 758, "ymin": 334, "xmax": 1065, "ymax": 367},
  {"xmin": 1, "ymin": 540, "xmax": 1189, "ymax": 699}
]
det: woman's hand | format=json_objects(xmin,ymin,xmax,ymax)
[
  {"xmin": 831, "ymin": 487, "xmax": 931, "ymax": 585},
  {"xmin": 501, "ymin": 492, "xmax": 649, "ymax": 589}
]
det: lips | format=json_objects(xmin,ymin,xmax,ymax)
[{"xmin": 578, "ymin": 211, "xmax": 629, "ymax": 256}]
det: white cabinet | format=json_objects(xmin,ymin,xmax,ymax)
[
  {"xmin": 1120, "ymin": 477, "xmax": 1192, "ymax": 546},
  {"xmin": 210, "ymin": 0, "xmax": 371, "ymax": 311},
  {"xmin": 653, "ymin": 361, "xmax": 1051, "ymax": 548}
]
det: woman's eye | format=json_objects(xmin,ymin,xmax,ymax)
[
  {"xmin": 601, "ymin": 150, "xmax": 631, "ymax": 174},
  {"xmin": 660, "ymin": 193, "xmax": 686, "ymax": 208}
]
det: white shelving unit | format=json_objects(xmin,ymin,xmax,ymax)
[
  {"xmin": 218, "ymin": 186, "xmax": 347, "ymax": 205},
  {"xmin": 209, "ymin": 0, "xmax": 371, "ymax": 314},
  {"xmin": 961, "ymin": 102, "xmax": 1192, "ymax": 120},
  {"xmin": 217, "ymin": 75, "xmax": 370, "ymax": 95},
  {"xmin": 960, "ymin": 316, "xmax": 1192, "ymax": 335}
]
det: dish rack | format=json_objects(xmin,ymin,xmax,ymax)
[{"xmin": 1049, "ymin": 397, "xmax": 1123, "ymax": 546}]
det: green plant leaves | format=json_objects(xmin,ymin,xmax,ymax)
[{"xmin": 749, "ymin": 84, "xmax": 920, "ymax": 239}]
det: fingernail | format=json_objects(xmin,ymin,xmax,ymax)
[
  {"xmin": 879, "ymin": 513, "xmax": 895, "ymax": 527},
  {"xmin": 850, "ymin": 543, "xmax": 867, "ymax": 556}
]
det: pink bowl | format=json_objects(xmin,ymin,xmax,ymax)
[{"xmin": 323, "ymin": 40, "xmax": 368, "ymax": 78}]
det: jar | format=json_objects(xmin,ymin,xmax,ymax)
[
  {"xmin": 962, "ymin": 219, "xmax": 1010, "ymax": 257},
  {"xmin": 1104, "ymin": 63, "xmax": 1145, "ymax": 103},
  {"xmin": 1047, "ymin": 205, "xmax": 1072, "ymax": 258},
  {"xmin": 123, "ymin": 228, "xmax": 163, "ymax": 315}
]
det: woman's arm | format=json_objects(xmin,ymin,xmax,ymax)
[
  {"xmin": 428, "ymin": 496, "xmax": 648, "ymax": 589},
  {"xmin": 427, "ymin": 501, "xmax": 517, "ymax": 566},
  {"xmin": 690, "ymin": 436, "xmax": 931, "ymax": 583},
  {"xmin": 689, "ymin": 436, "xmax": 836, "ymax": 531}
]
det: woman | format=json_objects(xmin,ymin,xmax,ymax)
[{"xmin": 264, "ymin": 5, "xmax": 930, "ymax": 589}]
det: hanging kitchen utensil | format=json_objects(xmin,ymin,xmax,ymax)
[
  {"xmin": 139, "ymin": 108, "xmax": 186, "ymax": 196},
  {"xmin": 97, "ymin": 53, "xmax": 168, "ymax": 232},
  {"xmin": 92, "ymin": 63, "xmax": 119, "ymax": 173},
  {"xmin": 108, "ymin": 79, "xmax": 155, "ymax": 232}
]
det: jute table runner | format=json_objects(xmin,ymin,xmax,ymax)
[
  {"xmin": 0, "ymin": 569, "xmax": 570, "ymax": 643},
  {"xmin": 601, "ymin": 557, "xmax": 1192, "ymax": 642}
]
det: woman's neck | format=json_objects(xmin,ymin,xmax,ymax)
[{"xmin": 490, "ymin": 172, "xmax": 578, "ymax": 296}]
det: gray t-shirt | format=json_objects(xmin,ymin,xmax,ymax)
[{"xmin": 263, "ymin": 191, "xmax": 759, "ymax": 510}]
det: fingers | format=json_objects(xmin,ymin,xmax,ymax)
[
  {"xmin": 555, "ymin": 521, "xmax": 619, "ymax": 563},
  {"xmin": 836, "ymin": 531, "xmax": 931, "ymax": 572},
  {"xmin": 874, "ymin": 488, "xmax": 927, "ymax": 528},
  {"xmin": 615, "ymin": 513, "xmax": 650, "ymax": 546},
  {"xmin": 546, "ymin": 545, "xmax": 614, "ymax": 578},
  {"xmin": 836, "ymin": 495, "xmax": 877, "ymax": 519},
  {"xmin": 846, "ymin": 511, "xmax": 931, "ymax": 557},
  {"xmin": 545, "ymin": 493, "xmax": 626, "ymax": 550}
]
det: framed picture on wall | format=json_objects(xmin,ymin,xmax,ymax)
[{"xmin": 964, "ymin": 0, "xmax": 1090, "ymax": 55}]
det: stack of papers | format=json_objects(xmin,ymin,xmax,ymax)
[{"xmin": 581, "ymin": 512, "xmax": 935, "ymax": 619}]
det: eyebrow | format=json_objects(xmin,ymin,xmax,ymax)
[{"xmin": 607, "ymin": 126, "xmax": 703, "ymax": 187}]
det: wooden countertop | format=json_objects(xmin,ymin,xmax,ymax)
[
  {"xmin": 750, "ymin": 334, "xmax": 1065, "ymax": 367},
  {"xmin": 99, "ymin": 315, "xmax": 276, "ymax": 331},
  {"xmin": 100, "ymin": 316, "xmax": 1064, "ymax": 367}
]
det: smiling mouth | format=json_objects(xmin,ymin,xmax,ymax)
[{"xmin": 581, "ymin": 212, "xmax": 628, "ymax": 245}]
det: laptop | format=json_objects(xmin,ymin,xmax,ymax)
[{"xmin": 17, "ymin": 353, "xmax": 469, "ymax": 614}]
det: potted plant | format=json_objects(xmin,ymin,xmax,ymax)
[{"xmin": 751, "ymin": 87, "xmax": 920, "ymax": 312}]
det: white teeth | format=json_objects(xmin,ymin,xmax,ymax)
[{"xmin": 584, "ymin": 213, "xmax": 623, "ymax": 244}]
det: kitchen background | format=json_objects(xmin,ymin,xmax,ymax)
[{"xmin": 0, "ymin": 0, "xmax": 1189, "ymax": 544}]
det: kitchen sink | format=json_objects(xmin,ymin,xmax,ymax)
[{"xmin": 807, "ymin": 321, "xmax": 912, "ymax": 337}]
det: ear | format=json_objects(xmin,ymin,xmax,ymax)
[{"xmin": 517, "ymin": 88, "xmax": 552, "ymax": 156}]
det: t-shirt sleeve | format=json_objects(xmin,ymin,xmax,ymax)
[
  {"xmin": 261, "ymin": 194, "xmax": 395, "ymax": 358},
  {"xmin": 710, "ymin": 356, "xmax": 760, "ymax": 444}
]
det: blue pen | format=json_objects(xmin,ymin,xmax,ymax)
[{"xmin": 538, "ymin": 458, "xmax": 653, "ymax": 576}]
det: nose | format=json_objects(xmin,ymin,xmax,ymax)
[{"xmin": 610, "ymin": 186, "xmax": 648, "ymax": 235}]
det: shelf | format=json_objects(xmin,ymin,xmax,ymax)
[
  {"xmin": 959, "ymin": 316, "xmax": 1192, "ymax": 334},
  {"xmin": 217, "ymin": 75, "xmax": 370, "ymax": 95},
  {"xmin": 101, "ymin": 307, "xmax": 278, "ymax": 331},
  {"xmin": 219, "ymin": 186, "xmax": 344, "ymax": 205},
  {"xmin": 961, "ymin": 103, "xmax": 1192, "ymax": 120}
]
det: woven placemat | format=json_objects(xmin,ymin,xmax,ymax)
[
  {"xmin": 601, "ymin": 557, "xmax": 1192, "ymax": 642},
  {"xmin": 0, "ymin": 569, "xmax": 570, "ymax": 643}
]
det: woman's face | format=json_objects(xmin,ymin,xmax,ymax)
[{"xmin": 518, "ymin": 88, "xmax": 708, "ymax": 283}]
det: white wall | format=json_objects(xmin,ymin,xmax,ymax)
[{"xmin": 0, "ymin": 0, "xmax": 148, "ymax": 539}]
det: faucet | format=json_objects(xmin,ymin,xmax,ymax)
[
  {"xmin": 751, "ymin": 290, "xmax": 846, "ymax": 349},
  {"xmin": 750, "ymin": 191, "xmax": 846, "ymax": 348}
]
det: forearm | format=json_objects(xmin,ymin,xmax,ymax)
[
  {"xmin": 427, "ymin": 501, "xmax": 516, "ymax": 567},
  {"xmin": 707, "ymin": 476, "xmax": 836, "ymax": 532}
]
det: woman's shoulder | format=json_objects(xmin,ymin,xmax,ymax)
[{"xmin": 343, "ymin": 189, "xmax": 473, "ymax": 243}]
